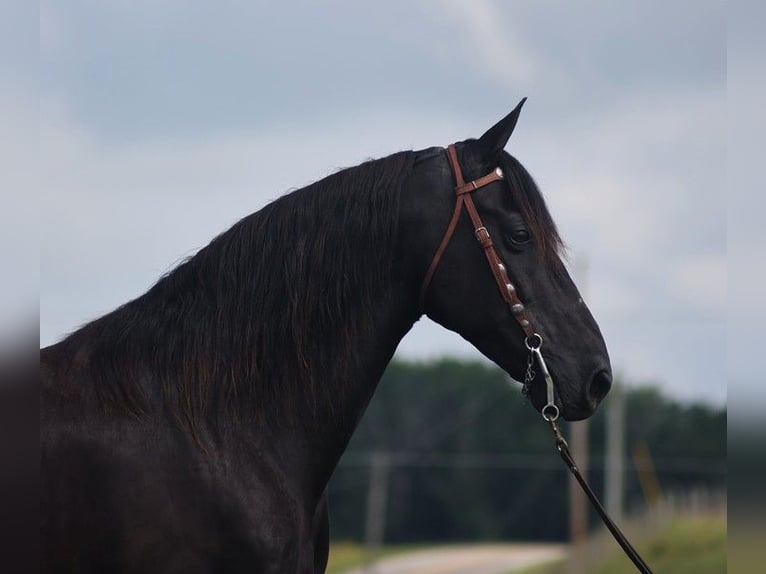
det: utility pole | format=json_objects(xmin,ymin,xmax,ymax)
[
  {"xmin": 364, "ymin": 451, "xmax": 391, "ymax": 564},
  {"xmin": 568, "ymin": 420, "xmax": 589, "ymax": 543},
  {"xmin": 605, "ymin": 380, "xmax": 625, "ymax": 525},
  {"xmin": 569, "ymin": 256, "xmax": 590, "ymax": 543}
]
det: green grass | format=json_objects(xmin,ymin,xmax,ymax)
[
  {"xmin": 517, "ymin": 513, "xmax": 726, "ymax": 574},
  {"xmin": 325, "ymin": 542, "xmax": 369, "ymax": 574},
  {"xmin": 511, "ymin": 557, "xmax": 564, "ymax": 574},
  {"xmin": 592, "ymin": 515, "xmax": 726, "ymax": 574},
  {"xmin": 328, "ymin": 515, "xmax": 727, "ymax": 574},
  {"xmin": 326, "ymin": 543, "xmax": 423, "ymax": 574}
]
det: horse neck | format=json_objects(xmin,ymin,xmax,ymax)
[
  {"xmin": 270, "ymin": 277, "xmax": 418, "ymax": 498},
  {"xmin": 52, "ymin": 156, "xmax": 424, "ymax": 499}
]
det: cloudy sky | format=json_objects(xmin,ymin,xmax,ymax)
[{"xmin": 29, "ymin": 1, "xmax": 745, "ymax": 406}]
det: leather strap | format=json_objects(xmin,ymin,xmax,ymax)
[
  {"xmin": 421, "ymin": 143, "xmax": 655, "ymax": 574},
  {"xmin": 420, "ymin": 145, "xmax": 535, "ymax": 339},
  {"xmin": 419, "ymin": 195, "xmax": 466, "ymax": 307},
  {"xmin": 549, "ymin": 421, "xmax": 654, "ymax": 574}
]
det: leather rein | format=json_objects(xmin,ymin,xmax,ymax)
[{"xmin": 419, "ymin": 144, "xmax": 654, "ymax": 574}]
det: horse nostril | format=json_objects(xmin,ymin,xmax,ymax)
[{"xmin": 588, "ymin": 369, "xmax": 612, "ymax": 406}]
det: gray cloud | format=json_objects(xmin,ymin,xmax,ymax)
[
  {"xmin": 1, "ymin": 1, "xmax": 38, "ymax": 343},
  {"xmin": 727, "ymin": 0, "xmax": 766, "ymax": 414},
  {"xmin": 38, "ymin": 1, "xmax": 730, "ymax": 406}
]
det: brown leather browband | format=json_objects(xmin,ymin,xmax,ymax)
[{"xmin": 419, "ymin": 144, "xmax": 535, "ymax": 339}]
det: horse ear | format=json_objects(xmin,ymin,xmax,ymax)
[{"xmin": 478, "ymin": 98, "xmax": 527, "ymax": 154}]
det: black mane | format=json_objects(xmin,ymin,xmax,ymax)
[
  {"xmin": 52, "ymin": 147, "xmax": 564, "ymax": 434},
  {"xmin": 59, "ymin": 151, "xmax": 416, "ymax": 430},
  {"xmin": 498, "ymin": 151, "xmax": 565, "ymax": 263}
]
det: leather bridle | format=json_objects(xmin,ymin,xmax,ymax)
[
  {"xmin": 420, "ymin": 144, "xmax": 559, "ymax": 419},
  {"xmin": 419, "ymin": 144, "xmax": 535, "ymax": 340},
  {"xmin": 419, "ymin": 144, "xmax": 654, "ymax": 574}
]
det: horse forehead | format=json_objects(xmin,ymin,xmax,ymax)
[
  {"xmin": 413, "ymin": 145, "xmax": 498, "ymax": 184},
  {"xmin": 413, "ymin": 146, "xmax": 444, "ymax": 164}
]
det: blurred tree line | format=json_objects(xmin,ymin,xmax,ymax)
[{"xmin": 328, "ymin": 359, "xmax": 726, "ymax": 543}]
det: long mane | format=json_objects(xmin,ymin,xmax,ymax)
[
  {"xmin": 498, "ymin": 151, "xmax": 565, "ymax": 264},
  {"xmin": 59, "ymin": 151, "xmax": 416, "ymax": 431}
]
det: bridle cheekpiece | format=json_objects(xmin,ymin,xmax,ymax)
[
  {"xmin": 419, "ymin": 144, "xmax": 559, "ymax": 421},
  {"xmin": 418, "ymin": 143, "xmax": 654, "ymax": 573}
]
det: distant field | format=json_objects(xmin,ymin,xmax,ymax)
[
  {"xmin": 589, "ymin": 514, "xmax": 726, "ymax": 574},
  {"xmin": 327, "ymin": 542, "xmax": 565, "ymax": 573},
  {"xmin": 518, "ymin": 513, "xmax": 726, "ymax": 574},
  {"xmin": 326, "ymin": 543, "xmax": 416, "ymax": 574},
  {"xmin": 327, "ymin": 514, "xmax": 726, "ymax": 574},
  {"xmin": 326, "ymin": 543, "xmax": 367, "ymax": 574}
]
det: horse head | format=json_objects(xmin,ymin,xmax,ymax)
[{"xmin": 401, "ymin": 100, "xmax": 612, "ymax": 421}]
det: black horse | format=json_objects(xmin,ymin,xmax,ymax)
[{"xmin": 41, "ymin": 101, "xmax": 611, "ymax": 573}]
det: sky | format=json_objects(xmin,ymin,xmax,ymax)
[{"xmin": 23, "ymin": 1, "xmax": 754, "ymax": 407}]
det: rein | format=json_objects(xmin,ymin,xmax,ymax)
[{"xmin": 420, "ymin": 144, "xmax": 654, "ymax": 574}]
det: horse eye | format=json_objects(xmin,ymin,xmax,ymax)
[{"xmin": 510, "ymin": 229, "xmax": 531, "ymax": 244}]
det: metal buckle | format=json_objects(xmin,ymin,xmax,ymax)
[{"xmin": 475, "ymin": 227, "xmax": 490, "ymax": 243}]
